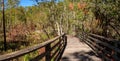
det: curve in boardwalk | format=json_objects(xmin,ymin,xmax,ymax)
[{"xmin": 61, "ymin": 35, "xmax": 101, "ymax": 61}]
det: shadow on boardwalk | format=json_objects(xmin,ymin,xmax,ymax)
[{"xmin": 61, "ymin": 51, "xmax": 96, "ymax": 61}]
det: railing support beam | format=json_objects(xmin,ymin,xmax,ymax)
[{"xmin": 45, "ymin": 44, "xmax": 51, "ymax": 61}]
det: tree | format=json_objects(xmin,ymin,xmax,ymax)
[
  {"xmin": 88, "ymin": 0, "xmax": 120, "ymax": 38},
  {"xmin": 2, "ymin": 0, "xmax": 7, "ymax": 51},
  {"xmin": 7, "ymin": 0, "xmax": 20, "ymax": 9}
]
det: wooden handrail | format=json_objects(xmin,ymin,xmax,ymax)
[
  {"xmin": 88, "ymin": 36, "xmax": 120, "ymax": 53},
  {"xmin": 79, "ymin": 33, "xmax": 120, "ymax": 61},
  {"xmin": 89, "ymin": 33, "xmax": 119, "ymax": 42},
  {"xmin": 0, "ymin": 33, "xmax": 67, "ymax": 61}
]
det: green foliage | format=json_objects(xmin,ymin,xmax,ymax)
[
  {"xmin": 89, "ymin": 0, "xmax": 120, "ymax": 37},
  {"xmin": 23, "ymin": 50, "xmax": 39, "ymax": 61},
  {"xmin": 7, "ymin": 0, "xmax": 20, "ymax": 8},
  {"xmin": 23, "ymin": 54, "xmax": 31, "ymax": 61}
]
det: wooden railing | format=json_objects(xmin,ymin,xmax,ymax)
[
  {"xmin": 0, "ymin": 33, "xmax": 67, "ymax": 61},
  {"xmin": 79, "ymin": 33, "xmax": 120, "ymax": 61}
]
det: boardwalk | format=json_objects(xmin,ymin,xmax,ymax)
[{"xmin": 61, "ymin": 35, "xmax": 102, "ymax": 61}]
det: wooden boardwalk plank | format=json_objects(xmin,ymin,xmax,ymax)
[{"xmin": 61, "ymin": 36, "xmax": 102, "ymax": 61}]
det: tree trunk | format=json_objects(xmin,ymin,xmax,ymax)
[{"xmin": 2, "ymin": 0, "xmax": 7, "ymax": 51}]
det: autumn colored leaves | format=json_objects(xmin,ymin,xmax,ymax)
[
  {"xmin": 77, "ymin": 3, "xmax": 86, "ymax": 10},
  {"xmin": 69, "ymin": 2, "xmax": 88, "ymax": 14},
  {"xmin": 69, "ymin": 2, "xmax": 74, "ymax": 10}
]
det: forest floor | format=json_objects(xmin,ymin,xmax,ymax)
[{"xmin": 61, "ymin": 35, "xmax": 102, "ymax": 61}]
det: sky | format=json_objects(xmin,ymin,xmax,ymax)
[
  {"xmin": 20, "ymin": 0, "xmax": 63, "ymax": 7},
  {"xmin": 20, "ymin": 0, "xmax": 36, "ymax": 7}
]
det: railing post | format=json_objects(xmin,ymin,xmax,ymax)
[
  {"xmin": 114, "ymin": 42, "xmax": 118, "ymax": 60},
  {"xmin": 63, "ymin": 34, "xmax": 67, "ymax": 46},
  {"xmin": 65, "ymin": 35, "xmax": 67, "ymax": 45},
  {"xmin": 45, "ymin": 44, "xmax": 51, "ymax": 61}
]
